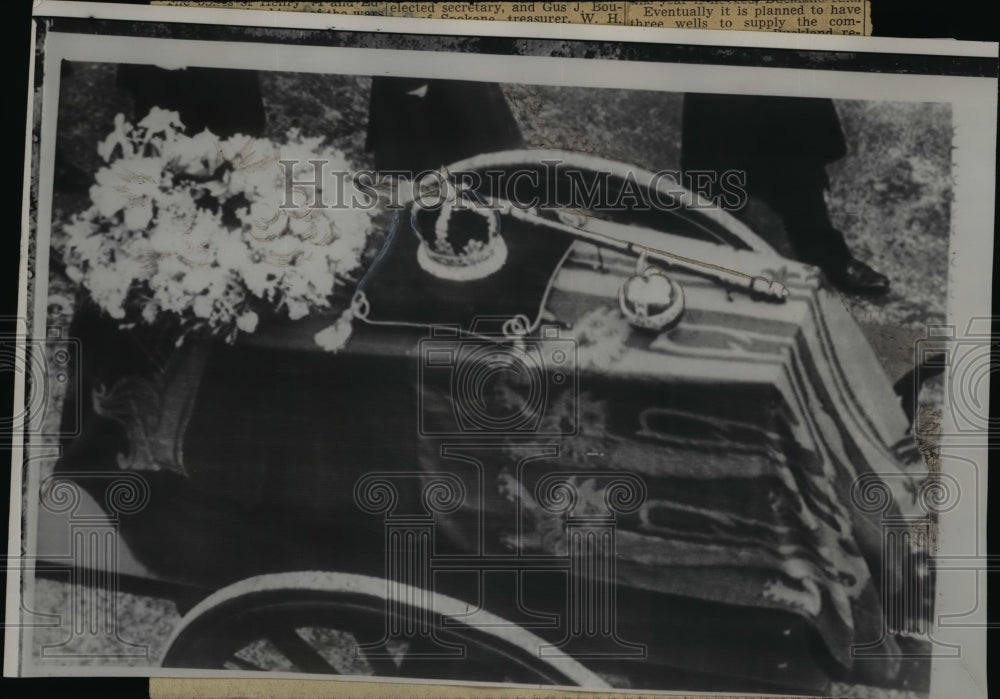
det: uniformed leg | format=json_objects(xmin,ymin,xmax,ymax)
[{"xmin": 747, "ymin": 161, "xmax": 890, "ymax": 296}]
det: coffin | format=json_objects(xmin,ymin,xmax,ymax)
[{"xmin": 53, "ymin": 151, "xmax": 930, "ymax": 691}]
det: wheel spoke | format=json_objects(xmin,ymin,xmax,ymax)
[
  {"xmin": 267, "ymin": 628, "xmax": 339, "ymax": 674},
  {"xmin": 163, "ymin": 582, "xmax": 583, "ymax": 686},
  {"xmin": 225, "ymin": 655, "xmax": 266, "ymax": 672},
  {"xmin": 357, "ymin": 643, "xmax": 405, "ymax": 678}
]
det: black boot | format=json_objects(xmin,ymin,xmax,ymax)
[{"xmin": 825, "ymin": 255, "xmax": 891, "ymax": 296}]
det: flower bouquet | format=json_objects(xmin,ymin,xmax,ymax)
[{"xmin": 58, "ymin": 107, "xmax": 375, "ymax": 350}]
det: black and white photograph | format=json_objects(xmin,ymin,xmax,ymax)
[{"xmin": 5, "ymin": 3, "xmax": 996, "ymax": 697}]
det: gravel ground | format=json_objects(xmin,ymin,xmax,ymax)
[
  {"xmin": 29, "ymin": 578, "xmax": 180, "ymax": 667},
  {"xmin": 31, "ymin": 64, "xmax": 949, "ymax": 693}
]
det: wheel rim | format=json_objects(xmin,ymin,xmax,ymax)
[{"xmin": 162, "ymin": 572, "xmax": 608, "ymax": 688}]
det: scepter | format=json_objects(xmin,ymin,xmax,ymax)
[
  {"xmin": 498, "ymin": 202, "xmax": 790, "ymax": 303},
  {"xmin": 383, "ymin": 167, "xmax": 791, "ymax": 303}
]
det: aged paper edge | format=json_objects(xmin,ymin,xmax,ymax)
[
  {"xmin": 150, "ymin": 676, "xmax": 816, "ymax": 698},
  {"xmin": 37, "ymin": 1, "xmax": 1000, "ymax": 55}
]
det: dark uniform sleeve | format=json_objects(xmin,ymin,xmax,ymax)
[
  {"xmin": 366, "ymin": 77, "xmax": 524, "ymax": 173},
  {"xmin": 681, "ymin": 93, "xmax": 851, "ymax": 269},
  {"xmin": 117, "ymin": 65, "xmax": 266, "ymax": 138},
  {"xmin": 681, "ymin": 94, "xmax": 847, "ymax": 176}
]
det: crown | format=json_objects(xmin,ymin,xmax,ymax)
[{"xmin": 411, "ymin": 183, "xmax": 506, "ymax": 282}]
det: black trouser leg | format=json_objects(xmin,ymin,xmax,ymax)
[{"xmin": 748, "ymin": 163, "xmax": 852, "ymax": 273}]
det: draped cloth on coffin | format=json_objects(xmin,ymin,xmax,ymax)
[{"xmin": 417, "ymin": 252, "xmax": 929, "ymax": 675}]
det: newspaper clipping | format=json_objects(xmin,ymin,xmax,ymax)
[{"xmin": 153, "ymin": 0, "xmax": 872, "ymax": 34}]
